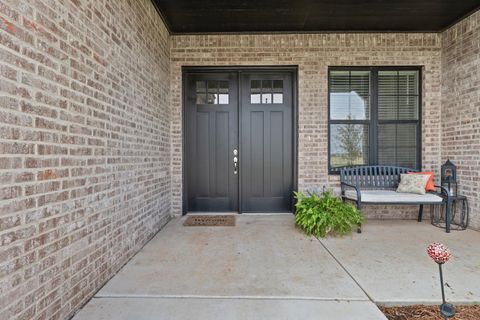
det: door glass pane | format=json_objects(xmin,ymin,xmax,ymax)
[
  {"xmin": 196, "ymin": 81, "xmax": 206, "ymax": 93},
  {"xmin": 273, "ymin": 93, "xmax": 283, "ymax": 104},
  {"xmin": 262, "ymin": 93, "xmax": 272, "ymax": 104},
  {"xmin": 206, "ymin": 93, "xmax": 217, "ymax": 104},
  {"xmin": 251, "ymin": 80, "xmax": 261, "ymax": 93},
  {"xmin": 329, "ymin": 71, "xmax": 370, "ymax": 120},
  {"xmin": 262, "ymin": 80, "xmax": 272, "ymax": 91},
  {"xmin": 207, "ymin": 81, "xmax": 217, "ymax": 92},
  {"xmin": 218, "ymin": 94, "xmax": 229, "ymax": 104},
  {"xmin": 273, "ymin": 80, "xmax": 283, "ymax": 92},
  {"xmin": 218, "ymin": 81, "xmax": 229, "ymax": 93},
  {"xmin": 251, "ymin": 94, "xmax": 261, "ymax": 104},
  {"xmin": 330, "ymin": 124, "xmax": 369, "ymax": 169},
  {"xmin": 196, "ymin": 93, "xmax": 206, "ymax": 104}
]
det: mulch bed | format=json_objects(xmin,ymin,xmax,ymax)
[{"xmin": 380, "ymin": 305, "xmax": 480, "ymax": 320}]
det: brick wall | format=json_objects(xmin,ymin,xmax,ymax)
[
  {"xmin": 170, "ymin": 33, "xmax": 443, "ymax": 219},
  {"xmin": 1, "ymin": 1, "xmax": 478, "ymax": 318},
  {"xmin": 442, "ymin": 10, "xmax": 480, "ymax": 230},
  {"xmin": 0, "ymin": 0, "xmax": 171, "ymax": 319}
]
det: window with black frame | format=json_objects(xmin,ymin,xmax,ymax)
[{"xmin": 328, "ymin": 67, "xmax": 421, "ymax": 173}]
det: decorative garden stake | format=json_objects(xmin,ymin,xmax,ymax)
[{"xmin": 427, "ymin": 243, "xmax": 455, "ymax": 319}]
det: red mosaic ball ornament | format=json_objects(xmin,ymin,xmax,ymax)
[{"xmin": 427, "ymin": 243, "xmax": 451, "ymax": 264}]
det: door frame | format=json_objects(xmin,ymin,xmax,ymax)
[{"xmin": 181, "ymin": 66, "xmax": 299, "ymax": 215}]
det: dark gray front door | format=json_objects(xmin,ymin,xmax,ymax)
[
  {"xmin": 240, "ymin": 72, "xmax": 294, "ymax": 212},
  {"xmin": 185, "ymin": 72, "xmax": 239, "ymax": 212},
  {"xmin": 185, "ymin": 70, "xmax": 294, "ymax": 213}
]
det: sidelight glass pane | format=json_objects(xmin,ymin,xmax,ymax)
[
  {"xmin": 378, "ymin": 123, "xmax": 417, "ymax": 168},
  {"xmin": 329, "ymin": 70, "xmax": 370, "ymax": 120},
  {"xmin": 330, "ymin": 124, "xmax": 369, "ymax": 169}
]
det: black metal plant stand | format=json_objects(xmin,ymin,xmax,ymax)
[
  {"xmin": 427, "ymin": 243, "xmax": 455, "ymax": 319},
  {"xmin": 438, "ymin": 264, "xmax": 455, "ymax": 318},
  {"xmin": 431, "ymin": 195, "xmax": 469, "ymax": 231}
]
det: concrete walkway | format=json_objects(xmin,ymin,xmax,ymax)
[
  {"xmin": 322, "ymin": 220, "xmax": 480, "ymax": 306},
  {"xmin": 73, "ymin": 215, "xmax": 480, "ymax": 319}
]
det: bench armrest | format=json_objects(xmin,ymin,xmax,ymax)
[
  {"xmin": 434, "ymin": 185, "xmax": 452, "ymax": 201},
  {"xmin": 341, "ymin": 181, "xmax": 362, "ymax": 203}
]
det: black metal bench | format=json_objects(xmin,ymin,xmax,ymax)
[{"xmin": 340, "ymin": 166, "xmax": 453, "ymax": 233}]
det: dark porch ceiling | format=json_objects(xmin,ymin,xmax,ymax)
[{"xmin": 152, "ymin": 0, "xmax": 480, "ymax": 34}]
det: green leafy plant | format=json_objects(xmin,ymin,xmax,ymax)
[{"xmin": 294, "ymin": 190, "xmax": 363, "ymax": 238}]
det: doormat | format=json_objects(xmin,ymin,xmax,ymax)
[{"xmin": 183, "ymin": 215, "xmax": 236, "ymax": 227}]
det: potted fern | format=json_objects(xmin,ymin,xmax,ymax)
[{"xmin": 294, "ymin": 190, "xmax": 363, "ymax": 238}]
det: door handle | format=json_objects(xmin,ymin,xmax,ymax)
[{"xmin": 233, "ymin": 149, "xmax": 238, "ymax": 175}]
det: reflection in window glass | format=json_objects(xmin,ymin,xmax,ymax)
[
  {"xmin": 329, "ymin": 71, "xmax": 370, "ymax": 120},
  {"xmin": 207, "ymin": 93, "xmax": 217, "ymax": 104},
  {"xmin": 196, "ymin": 93, "xmax": 206, "ymax": 104},
  {"xmin": 330, "ymin": 124, "xmax": 369, "ymax": 168}
]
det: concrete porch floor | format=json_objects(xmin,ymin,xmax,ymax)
[{"xmin": 73, "ymin": 215, "xmax": 480, "ymax": 320}]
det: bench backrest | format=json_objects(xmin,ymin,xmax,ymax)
[{"xmin": 340, "ymin": 166, "xmax": 417, "ymax": 190}]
